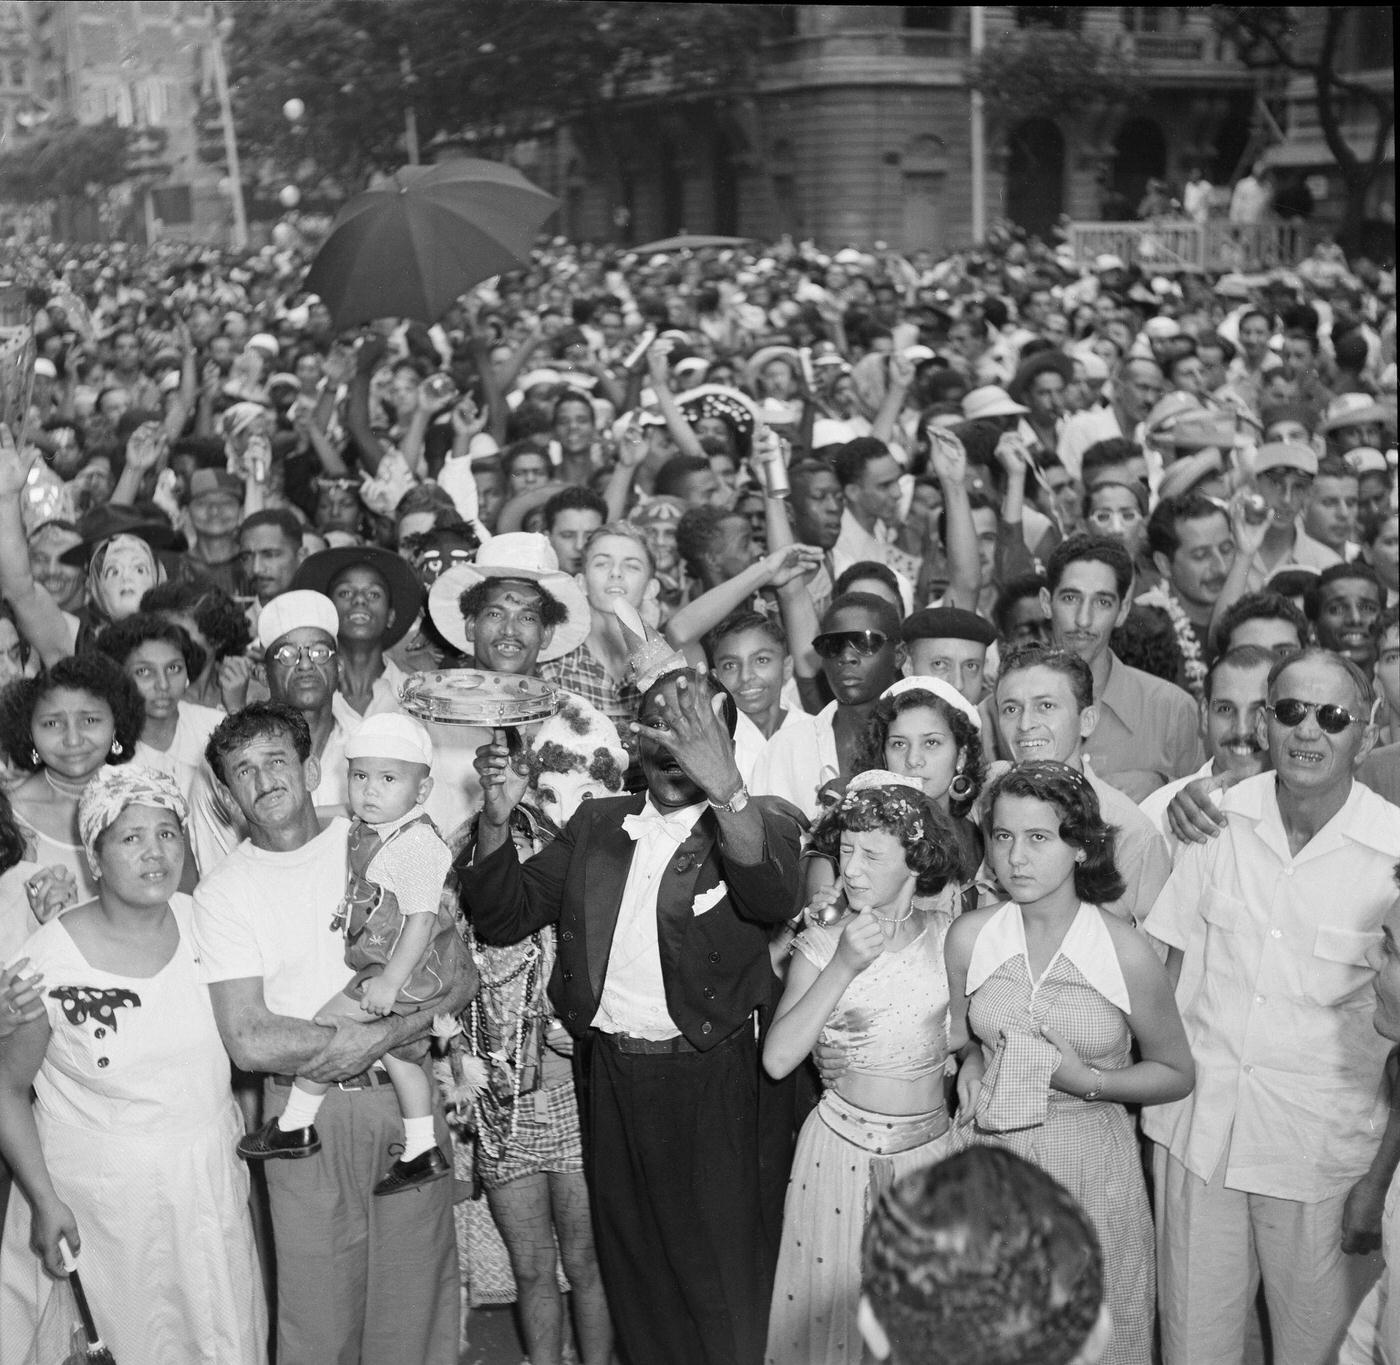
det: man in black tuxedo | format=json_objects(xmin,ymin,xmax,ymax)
[{"xmin": 461, "ymin": 666, "xmax": 803, "ymax": 1365}]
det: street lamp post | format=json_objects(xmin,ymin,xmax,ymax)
[{"xmin": 208, "ymin": 5, "xmax": 248, "ymax": 250}]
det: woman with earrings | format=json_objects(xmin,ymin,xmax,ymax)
[
  {"xmin": 0, "ymin": 655, "xmax": 146, "ymax": 905},
  {"xmin": 762, "ymin": 773, "xmax": 962, "ymax": 1365},
  {"xmin": 945, "ymin": 762, "xmax": 1195, "ymax": 1365}
]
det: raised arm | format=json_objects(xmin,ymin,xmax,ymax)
[
  {"xmin": 646, "ymin": 342, "xmax": 706, "ymax": 459},
  {"xmin": 344, "ymin": 333, "xmax": 388, "ymax": 476},
  {"xmin": 928, "ymin": 427, "xmax": 981, "ymax": 610},
  {"xmin": 664, "ymin": 544, "xmax": 822, "ymax": 649},
  {"xmin": 0, "ymin": 428, "xmax": 74, "ymax": 666}
]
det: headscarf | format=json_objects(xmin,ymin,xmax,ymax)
[{"xmin": 78, "ymin": 764, "xmax": 188, "ymax": 876}]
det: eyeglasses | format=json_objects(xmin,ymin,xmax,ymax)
[
  {"xmin": 813, "ymin": 630, "xmax": 888, "ymax": 659},
  {"xmin": 1264, "ymin": 698, "xmax": 1364, "ymax": 734},
  {"xmin": 269, "ymin": 643, "xmax": 336, "ymax": 667}
]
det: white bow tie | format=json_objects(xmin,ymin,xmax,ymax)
[{"xmin": 621, "ymin": 810, "xmax": 695, "ymax": 843}]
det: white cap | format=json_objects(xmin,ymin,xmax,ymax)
[
  {"xmin": 882, "ymin": 675, "xmax": 982, "ymax": 731},
  {"xmin": 257, "ymin": 589, "xmax": 339, "ymax": 649},
  {"xmin": 344, "ymin": 713, "xmax": 434, "ymax": 767},
  {"xmin": 247, "ymin": 332, "xmax": 280, "ymax": 356}
]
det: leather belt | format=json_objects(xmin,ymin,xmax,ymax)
[
  {"xmin": 599, "ymin": 1032, "xmax": 699, "ymax": 1056},
  {"xmin": 270, "ymin": 1070, "xmax": 393, "ymax": 1091}
]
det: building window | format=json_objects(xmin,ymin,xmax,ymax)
[
  {"xmin": 904, "ymin": 7, "xmax": 954, "ymax": 30},
  {"xmin": 1016, "ymin": 7, "xmax": 1081, "ymax": 30},
  {"xmin": 1121, "ymin": 8, "xmax": 1189, "ymax": 34}
]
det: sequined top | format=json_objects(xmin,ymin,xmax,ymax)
[{"xmin": 794, "ymin": 896, "xmax": 953, "ymax": 1082}]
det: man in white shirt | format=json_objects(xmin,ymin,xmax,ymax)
[
  {"xmin": 831, "ymin": 437, "xmax": 917, "ymax": 601},
  {"xmin": 1058, "ymin": 357, "xmax": 1166, "ymax": 480},
  {"xmin": 461, "ymin": 665, "xmax": 803, "ymax": 1365},
  {"xmin": 192, "ymin": 702, "xmax": 473, "ymax": 1365},
  {"xmin": 1144, "ymin": 649, "xmax": 1400, "ymax": 1365}
]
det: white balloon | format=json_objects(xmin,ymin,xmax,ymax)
[
  {"xmin": 282, "ymin": 97, "xmax": 305, "ymax": 122},
  {"xmin": 279, "ymin": 185, "xmax": 302, "ymax": 208}
]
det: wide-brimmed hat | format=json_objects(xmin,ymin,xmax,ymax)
[
  {"xmin": 290, "ymin": 545, "xmax": 425, "ymax": 648},
  {"xmin": 59, "ymin": 504, "xmax": 185, "ymax": 567},
  {"xmin": 677, "ymin": 384, "xmax": 759, "ymax": 444},
  {"xmin": 1157, "ymin": 449, "xmax": 1226, "ymax": 502},
  {"xmin": 1321, "ymin": 393, "xmax": 1390, "ymax": 434},
  {"xmin": 427, "ymin": 532, "xmax": 589, "ymax": 663},
  {"xmin": 1008, "ymin": 351, "xmax": 1074, "ymax": 405},
  {"xmin": 744, "ymin": 345, "xmax": 803, "ymax": 392},
  {"xmin": 1254, "ymin": 441, "xmax": 1318, "ymax": 477},
  {"xmin": 961, "ymin": 386, "xmax": 1027, "ymax": 421},
  {"xmin": 1143, "ymin": 392, "xmax": 1204, "ymax": 440}
]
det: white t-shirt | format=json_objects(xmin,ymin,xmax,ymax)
[
  {"xmin": 191, "ymin": 818, "xmax": 352, "ymax": 1020},
  {"xmin": 133, "ymin": 700, "xmax": 225, "ymax": 800}
]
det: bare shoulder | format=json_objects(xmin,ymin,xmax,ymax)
[{"xmin": 1098, "ymin": 907, "xmax": 1166, "ymax": 975}]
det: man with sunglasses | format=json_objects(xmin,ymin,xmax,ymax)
[
  {"xmin": 1144, "ymin": 648, "xmax": 1400, "ymax": 1365},
  {"xmin": 751, "ymin": 592, "xmax": 905, "ymax": 820},
  {"xmin": 187, "ymin": 590, "xmax": 358, "ymax": 872}
]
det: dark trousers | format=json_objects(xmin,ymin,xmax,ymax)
[{"xmin": 587, "ymin": 1026, "xmax": 780, "ymax": 1365}]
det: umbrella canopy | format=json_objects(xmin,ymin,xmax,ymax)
[
  {"xmin": 304, "ymin": 159, "xmax": 557, "ymax": 327},
  {"xmin": 632, "ymin": 234, "xmax": 752, "ymax": 255}
]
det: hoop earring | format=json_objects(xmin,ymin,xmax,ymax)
[
  {"xmin": 948, "ymin": 771, "xmax": 975, "ymax": 802},
  {"xmin": 109, "ymin": 739, "xmax": 123, "ymax": 758}
]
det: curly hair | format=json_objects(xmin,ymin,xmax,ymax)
[
  {"xmin": 854, "ymin": 688, "xmax": 986, "ymax": 818},
  {"xmin": 983, "ymin": 762, "xmax": 1126, "ymax": 906},
  {"xmin": 810, "ymin": 784, "xmax": 960, "ymax": 897},
  {"xmin": 862, "ymin": 1147, "xmax": 1104, "ymax": 1365},
  {"xmin": 457, "ymin": 577, "xmax": 569, "ymax": 631},
  {"xmin": 96, "ymin": 612, "xmax": 204, "ymax": 680},
  {"xmin": 1110, "ymin": 603, "xmax": 1184, "ymax": 684},
  {"xmin": 141, "ymin": 581, "xmax": 253, "ymax": 662},
  {"xmin": 1045, "ymin": 531, "xmax": 1134, "ymax": 601},
  {"xmin": 204, "ymin": 701, "xmax": 312, "ymax": 785},
  {"xmin": 1216, "ymin": 591, "xmax": 1307, "ymax": 655},
  {"xmin": 529, "ymin": 739, "xmax": 625, "ymax": 792},
  {"xmin": 0, "ymin": 786, "xmax": 29, "ymax": 875},
  {"xmin": 0, "ymin": 654, "xmax": 145, "ymax": 773}
]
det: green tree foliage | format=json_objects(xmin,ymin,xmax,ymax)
[
  {"xmin": 218, "ymin": 0, "xmax": 786, "ymax": 194},
  {"xmin": 1212, "ymin": 6, "xmax": 1394, "ymax": 247},
  {"xmin": 965, "ymin": 28, "xmax": 1143, "ymax": 125}
]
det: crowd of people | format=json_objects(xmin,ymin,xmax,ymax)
[{"xmin": 0, "ymin": 220, "xmax": 1395, "ymax": 1365}]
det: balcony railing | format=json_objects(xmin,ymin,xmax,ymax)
[
  {"xmin": 1068, "ymin": 220, "xmax": 1323, "ymax": 273},
  {"xmin": 1127, "ymin": 33, "xmax": 1206, "ymax": 61},
  {"xmin": 763, "ymin": 30, "xmax": 969, "ymax": 65}
]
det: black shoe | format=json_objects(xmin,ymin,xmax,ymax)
[
  {"xmin": 237, "ymin": 1118, "xmax": 321, "ymax": 1161},
  {"xmin": 373, "ymin": 1145, "xmax": 449, "ymax": 1196}
]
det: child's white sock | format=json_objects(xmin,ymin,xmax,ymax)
[
  {"xmin": 277, "ymin": 1087, "xmax": 324, "ymax": 1132},
  {"xmin": 401, "ymin": 1116, "xmax": 437, "ymax": 1161}
]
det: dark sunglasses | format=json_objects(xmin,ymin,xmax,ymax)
[
  {"xmin": 1265, "ymin": 698, "xmax": 1364, "ymax": 734},
  {"xmin": 813, "ymin": 630, "xmax": 888, "ymax": 659}
]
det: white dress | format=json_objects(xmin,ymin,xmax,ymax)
[
  {"xmin": 0, "ymin": 896, "xmax": 266, "ymax": 1365},
  {"xmin": 133, "ymin": 699, "xmax": 226, "ymax": 800}
]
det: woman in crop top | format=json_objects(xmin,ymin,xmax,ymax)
[{"xmin": 761, "ymin": 770, "xmax": 962, "ymax": 1365}]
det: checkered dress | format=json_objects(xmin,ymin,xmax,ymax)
[
  {"xmin": 956, "ymin": 943, "xmax": 1155, "ymax": 1365},
  {"xmin": 539, "ymin": 645, "xmax": 639, "ymax": 753}
]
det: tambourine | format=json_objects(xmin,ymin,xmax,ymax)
[{"xmin": 398, "ymin": 669, "xmax": 560, "ymax": 727}]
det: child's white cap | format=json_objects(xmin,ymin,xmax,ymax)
[{"xmin": 344, "ymin": 713, "xmax": 434, "ymax": 767}]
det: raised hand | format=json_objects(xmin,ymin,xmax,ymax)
[
  {"xmin": 763, "ymin": 543, "xmax": 823, "ymax": 589},
  {"xmin": 630, "ymin": 669, "xmax": 742, "ymax": 804},
  {"xmin": 1229, "ymin": 487, "xmax": 1271, "ymax": 560},
  {"xmin": 995, "ymin": 430, "xmax": 1030, "ymax": 480},
  {"xmin": 451, "ymin": 396, "xmax": 488, "ymax": 441},
  {"xmin": 124, "ymin": 420, "xmax": 166, "ymax": 473},
  {"xmin": 475, "ymin": 728, "xmax": 530, "ymax": 828},
  {"xmin": 926, "ymin": 425, "xmax": 968, "ymax": 487},
  {"xmin": 0, "ymin": 422, "xmax": 37, "ymax": 497},
  {"xmin": 617, "ymin": 418, "xmax": 648, "ymax": 468},
  {"xmin": 835, "ymin": 908, "xmax": 887, "ymax": 974},
  {"xmin": 887, "ymin": 351, "xmax": 915, "ymax": 390}
]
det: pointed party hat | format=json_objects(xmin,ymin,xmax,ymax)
[{"xmin": 612, "ymin": 598, "xmax": 689, "ymax": 695}]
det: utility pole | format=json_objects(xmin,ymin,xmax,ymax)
[
  {"xmin": 970, "ymin": 6, "xmax": 986, "ymax": 243},
  {"xmin": 208, "ymin": 4, "xmax": 248, "ymax": 250},
  {"xmin": 400, "ymin": 46, "xmax": 420, "ymax": 164}
]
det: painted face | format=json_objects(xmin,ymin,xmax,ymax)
[
  {"xmin": 839, "ymin": 826, "xmax": 917, "ymax": 915},
  {"xmin": 1202, "ymin": 661, "xmax": 1271, "ymax": 779},
  {"xmin": 882, "ymin": 703, "xmax": 963, "ymax": 804},
  {"xmin": 905, "ymin": 638, "xmax": 987, "ymax": 704},
  {"xmin": 92, "ymin": 536, "xmax": 158, "ymax": 621},
  {"xmin": 347, "ymin": 755, "xmax": 429, "ymax": 825},
  {"xmin": 711, "ymin": 627, "xmax": 786, "ymax": 721},
  {"xmin": 31, "ymin": 686, "xmax": 116, "ymax": 781},
  {"xmin": 635, "ymin": 678, "xmax": 707, "ymax": 808},
  {"xmin": 535, "ymin": 766, "xmax": 609, "ymax": 829},
  {"xmin": 1044, "ymin": 559, "xmax": 1126, "ymax": 666},
  {"xmin": 95, "ymin": 803, "xmax": 185, "ymax": 907},
  {"xmin": 124, "ymin": 638, "xmax": 188, "ymax": 722},
  {"xmin": 988, "ymin": 793, "xmax": 1080, "ymax": 908},
  {"xmin": 995, "ymin": 665, "xmax": 1091, "ymax": 765}
]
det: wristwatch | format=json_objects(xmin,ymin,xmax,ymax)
[{"xmin": 709, "ymin": 781, "xmax": 750, "ymax": 815}]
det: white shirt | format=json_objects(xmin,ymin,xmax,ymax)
[
  {"xmin": 330, "ymin": 656, "xmax": 408, "ymax": 729},
  {"xmin": 1138, "ymin": 759, "xmax": 1214, "ymax": 853},
  {"xmin": 831, "ymin": 509, "xmax": 916, "ymax": 612},
  {"xmin": 133, "ymin": 700, "xmax": 226, "ymax": 800},
  {"xmin": 749, "ymin": 702, "xmax": 840, "ymax": 820},
  {"xmin": 733, "ymin": 706, "xmax": 808, "ymax": 787},
  {"xmin": 591, "ymin": 798, "xmax": 706, "ymax": 1040},
  {"xmin": 192, "ymin": 818, "xmax": 353, "ymax": 1020},
  {"xmin": 1143, "ymin": 773, "xmax": 1400, "ymax": 1201}
]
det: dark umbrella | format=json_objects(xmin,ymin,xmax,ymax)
[
  {"xmin": 632, "ymin": 234, "xmax": 752, "ymax": 254},
  {"xmin": 304, "ymin": 160, "xmax": 558, "ymax": 328}
]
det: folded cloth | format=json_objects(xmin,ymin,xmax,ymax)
[{"xmin": 975, "ymin": 1028, "xmax": 1062, "ymax": 1133}]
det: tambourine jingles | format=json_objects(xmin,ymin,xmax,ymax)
[{"xmin": 399, "ymin": 669, "xmax": 560, "ymax": 727}]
